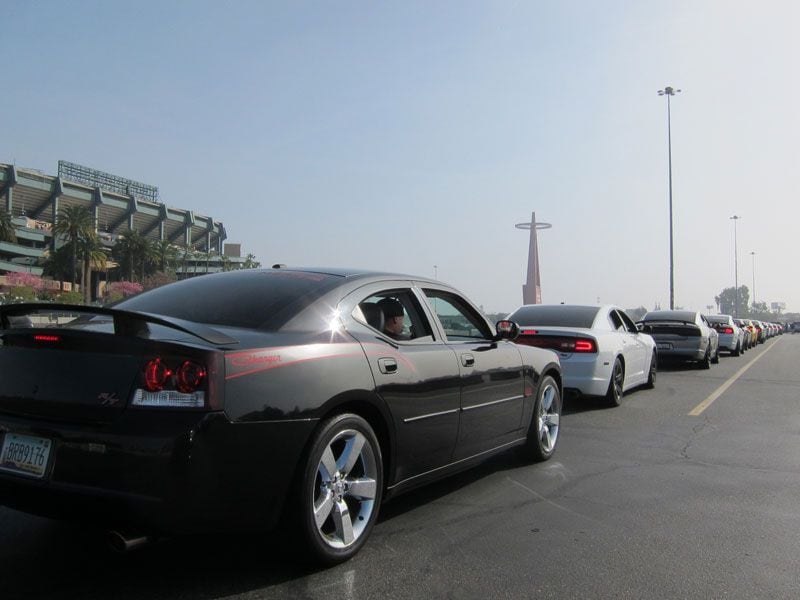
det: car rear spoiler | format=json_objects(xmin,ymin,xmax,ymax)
[
  {"xmin": 638, "ymin": 320, "xmax": 695, "ymax": 327},
  {"xmin": 0, "ymin": 303, "xmax": 239, "ymax": 346}
]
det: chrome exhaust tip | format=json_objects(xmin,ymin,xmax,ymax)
[{"xmin": 106, "ymin": 529, "xmax": 154, "ymax": 553}]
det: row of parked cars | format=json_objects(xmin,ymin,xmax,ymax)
[
  {"xmin": 0, "ymin": 266, "xmax": 788, "ymax": 564},
  {"xmin": 506, "ymin": 305, "xmax": 784, "ymax": 408}
]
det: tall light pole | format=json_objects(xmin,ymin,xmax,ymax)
[
  {"xmin": 750, "ymin": 251, "xmax": 756, "ymax": 307},
  {"xmin": 658, "ymin": 86, "xmax": 681, "ymax": 309},
  {"xmin": 730, "ymin": 215, "xmax": 740, "ymax": 317}
]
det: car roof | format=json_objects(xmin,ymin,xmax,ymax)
[{"xmin": 272, "ymin": 266, "xmax": 435, "ymax": 282}]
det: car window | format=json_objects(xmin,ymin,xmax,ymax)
[
  {"xmin": 116, "ymin": 269, "xmax": 342, "ymax": 330},
  {"xmin": 352, "ymin": 289, "xmax": 434, "ymax": 342},
  {"xmin": 617, "ymin": 310, "xmax": 639, "ymax": 333},
  {"xmin": 422, "ymin": 289, "xmax": 492, "ymax": 341},
  {"xmin": 608, "ymin": 310, "xmax": 626, "ymax": 332}
]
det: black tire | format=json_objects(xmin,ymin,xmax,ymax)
[
  {"xmin": 732, "ymin": 342, "xmax": 740, "ymax": 357},
  {"xmin": 645, "ymin": 352, "xmax": 657, "ymax": 389},
  {"xmin": 711, "ymin": 345, "xmax": 720, "ymax": 364},
  {"xmin": 699, "ymin": 348, "xmax": 711, "ymax": 369},
  {"xmin": 297, "ymin": 413, "xmax": 383, "ymax": 565},
  {"xmin": 518, "ymin": 374, "xmax": 561, "ymax": 462},
  {"xmin": 605, "ymin": 358, "xmax": 624, "ymax": 406}
]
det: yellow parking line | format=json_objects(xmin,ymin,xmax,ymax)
[{"xmin": 688, "ymin": 339, "xmax": 780, "ymax": 416}]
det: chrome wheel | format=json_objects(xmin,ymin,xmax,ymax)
[
  {"xmin": 312, "ymin": 427, "xmax": 379, "ymax": 551},
  {"xmin": 519, "ymin": 375, "xmax": 561, "ymax": 463},
  {"xmin": 537, "ymin": 381, "xmax": 560, "ymax": 453}
]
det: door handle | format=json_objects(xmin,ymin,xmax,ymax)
[
  {"xmin": 378, "ymin": 357, "xmax": 398, "ymax": 374},
  {"xmin": 461, "ymin": 353, "xmax": 475, "ymax": 367}
]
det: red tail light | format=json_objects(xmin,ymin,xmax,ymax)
[
  {"xmin": 33, "ymin": 334, "xmax": 60, "ymax": 343},
  {"xmin": 517, "ymin": 334, "xmax": 597, "ymax": 353},
  {"xmin": 722, "ymin": 327, "xmax": 734, "ymax": 334},
  {"xmin": 144, "ymin": 358, "xmax": 172, "ymax": 392},
  {"xmin": 176, "ymin": 361, "xmax": 207, "ymax": 393},
  {"xmin": 136, "ymin": 356, "xmax": 210, "ymax": 409}
]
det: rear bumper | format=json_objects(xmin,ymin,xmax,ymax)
[
  {"xmin": 656, "ymin": 347, "xmax": 705, "ymax": 361},
  {"xmin": 0, "ymin": 411, "xmax": 317, "ymax": 534},
  {"xmin": 560, "ymin": 357, "xmax": 611, "ymax": 397}
]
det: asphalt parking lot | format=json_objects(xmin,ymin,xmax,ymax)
[{"xmin": 2, "ymin": 335, "xmax": 799, "ymax": 600}]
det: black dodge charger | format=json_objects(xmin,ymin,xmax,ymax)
[{"xmin": 0, "ymin": 267, "xmax": 562, "ymax": 563}]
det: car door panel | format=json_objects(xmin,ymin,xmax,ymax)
[
  {"xmin": 419, "ymin": 286, "xmax": 526, "ymax": 460},
  {"xmin": 342, "ymin": 281, "xmax": 462, "ymax": 484},
  {"xmin": 452, "ymin": 340, "xmax": 526, "ymax": 459}
]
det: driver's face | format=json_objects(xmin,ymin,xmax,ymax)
[{"xmin": 385, "ymin": 315, "xmax": 404, "ymax": 333}]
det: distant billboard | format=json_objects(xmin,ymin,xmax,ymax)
[
  {"xmin": 58, "ymin": 160, "xmax": 159, "ymax": 203},
  {"xmin": 771, "ymin": 302, "xmax": 786, "ymax": 311}
]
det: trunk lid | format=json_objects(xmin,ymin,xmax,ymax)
[{"xmin": 0, "ymin": 304, "xmax": 235, "ymax": 424}]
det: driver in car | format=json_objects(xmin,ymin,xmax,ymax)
[{"xmin": 378, "ymin": 298, "xmax": 408, "ymax": 341}]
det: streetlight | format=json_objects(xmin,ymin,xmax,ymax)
[
  {"xmin": 433, "ymin": 265, "xmax": 438, "ymax": 280},
  {"xmin": 750, "ymin": 251, "xmax": 756, "ymax": 307},
  {"xmin": 730, "ymin": 215, "xmax": 740, "ymax": 317},
  {"xmin": 658, "ymin": 86, "xmax": 681, "ymax": 309}
]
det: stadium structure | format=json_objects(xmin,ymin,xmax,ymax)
[{"xmin": 0, "ymin": 161, "xmax": 250, "ymax": 295}]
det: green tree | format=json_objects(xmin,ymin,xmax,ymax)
[
  {"xmin": 53, "ymin": 205, "xmax": 95, "ymax": 288},
  {"xmin": 113, "ymin": 229, "xmax": 155, "ymax": 282},
  {"xmin": 78, "ymin": 234, "xmax": 108, "ymax": 303},
  {"xmin": 243, "ymin": 253, "xmax": 261, "ymax": 269},
  {"xmin": 42, "ymin": 245, "xmax": 73, "ymax": 282},
  {"xmin": 715, "ymin": 285, "xmax": 750, "ymax": 316},
  {"xmin": 153, "ymin": 240, "xmax": 179, "ymax": 274},
  {"xmin": 750, "ymin": 301, "xmax": 770, "ymax": 320}
]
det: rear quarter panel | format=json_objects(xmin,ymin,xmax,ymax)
[{"xmin": 222, "ymin": 331, "xmax": 377, "ymax": 422}]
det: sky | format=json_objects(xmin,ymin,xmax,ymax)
[{"xmin": 3, "ymin": 1, "xmax": 799, "ymax": 314}]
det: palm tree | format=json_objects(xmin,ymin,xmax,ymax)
[
  {"xmin": 0, "ymin": 208, "xmax": 15, "ymax": 243},
  {"xmin": 243, "ymin": 253, "xmax": 261, "ymax": 269},
  {"xmin": 53, "ymin": 205, "xmax": 95, "ymax": 288},
  {"xmin": 78, "ymin": 233, "xmax": 108, "ymax": 303},
  {"xmin": 153, "ymin": 240, "xmax": 179, "ymax": 274},
  {"xmin": 113, "ymin": 229, "xmax": 154, "ymax": 282}
]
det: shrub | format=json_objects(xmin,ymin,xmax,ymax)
[
  {"xmin": 142, "ymin": 271, "xmax": 177, "ymax": 291},
  {"xmin": 51, "ymin": 291, "xmax": 84, "ymax": 305}
]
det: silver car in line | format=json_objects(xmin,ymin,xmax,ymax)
[
  {"xmin": 706, "ymin": 314, "xmax": 745, "ymax": 356},
  {"xmin": 637, "ymin": 310, "xmax": 719, "ymax": 369}
]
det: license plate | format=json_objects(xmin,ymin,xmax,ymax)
[
  {"xmin": 657, "ymin": 343, "xmax": 672, "ymax": 350},
  {"xmin": 0, "ymin": 433, "xmax": 52, "ymax": 479}
]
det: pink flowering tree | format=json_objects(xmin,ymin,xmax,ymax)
[
  {"xmin": 106, "ymin": 281, "xmax": 144, "ymax": 303},
  {"xmin": 6, "ymin": 272, "xmax": 45, "ymax": 291},
  {"xmin": 1, "ymin": 272, "xmax": 45, "ymax": 303}
]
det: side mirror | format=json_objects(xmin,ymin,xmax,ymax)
[{"xmin": 495, "ymin": 319, "xmax": 519, "ymax": 341}]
